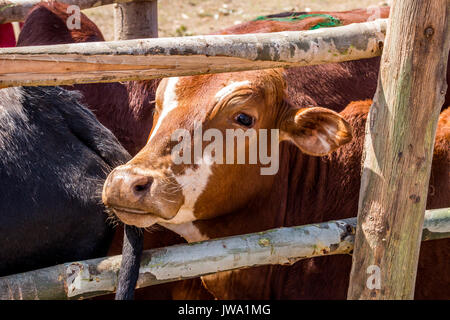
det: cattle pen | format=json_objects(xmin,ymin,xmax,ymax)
[{"xmin": 0, "ymin": 0, "xmax": 449, "ymax": 300}]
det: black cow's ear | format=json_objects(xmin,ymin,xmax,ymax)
[{"xmin": 280, "ymin": 107, "xmax": 353, "ymax": 156}]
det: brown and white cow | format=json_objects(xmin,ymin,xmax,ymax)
[
  {"xmin": 103, "ymin": 68, "xmax": 450, "ymax": 299},
  {"xmin": 23, "ymin": 2, "xmax": 448, "ymax": 299}
]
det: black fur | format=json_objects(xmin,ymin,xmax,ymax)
[
  {"xmin": 115, "ymin": 225, "xmax": 144, "ymax": 300},
  {"xmin": 0, "ymin": 86, "xmax": 130, "ymax": 276}
]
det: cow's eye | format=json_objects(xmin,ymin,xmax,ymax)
[{"xmin": 234, "ymin": 113, "xmax": 254, "ymax": 127}]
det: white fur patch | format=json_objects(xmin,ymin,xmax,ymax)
[
  {"xmin": 117, "ymin": 164, "xmax": 164, "ymax": 179},
  {"xmin": 149, "ymin": 77, "xmax": 180, "ymax": 142},
  {"xmin": 165, "ymin": 157, "xmax": 213, "ymax": 224},
  {"xmin": 0, "ymin": 88, "xmax": 27, "ymax": 150},
  {"xmin": 160, "ymin": 222, "xmax": 209, "ymax": 243},
  {"xmin": 215, "ymin": 80, "xmax": 250, "ymax": 103},
  {"xmin": 0, "ymin": 87, "xmax": 25, "ymax": 116}
]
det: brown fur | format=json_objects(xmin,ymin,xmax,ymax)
[
  {"xmin": 17, "ymin": 1, "xmax": 104, "ymax": 44},
  {"xmin": 194, "ymin": 101, "xmax": 449, "ymax": 299},
  {"xmin": 219, "ymin": 7, "xmax": 450, "ymax": 112},
  {"xmin": 103, "ymin": 5, "xmax": 449, "ymax": 299},
  {"xmin": 104, "ymin": 67, "xmax": 449, "ymax": 299}
]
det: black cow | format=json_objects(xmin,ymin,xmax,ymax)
[{"xmin": 0, "ymin": 86, "xmax": 130, "ymax": 276}]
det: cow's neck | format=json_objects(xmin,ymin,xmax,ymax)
[{"xmin": 171, "ymin": 141, "xmax": 362, "ymax": 243}]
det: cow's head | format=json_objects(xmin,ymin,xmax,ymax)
[{"xmin": 102, "ymin": 69, "xmax": 352, "ymax": 227}]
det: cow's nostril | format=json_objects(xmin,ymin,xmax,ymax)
[
  {"xmin": 134, "ymin": 183, "xmax": 149, "ymax": 193},
  {"xmin": 132, "ymin": 177, "xmax": 152, "ymax": 195}
]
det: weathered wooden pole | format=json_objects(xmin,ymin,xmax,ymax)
[
  {"xmin": 347, "ymin": 0, "xmax": 450, "ymax": 300},
  {"xmin": 114, "ymin": 0, "xmax": 157, "ymax": 40},
  {"xmin": 0, "ymin": 209, "xmax": 448, "ymax": 300},
  {"xmin": 0, "ymin": 20, "xmax": 387, "ymax": 87}
]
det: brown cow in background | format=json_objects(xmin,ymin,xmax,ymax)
[{"xmin": 16, "ymin": 2, "xmax": 156, "ymax": 156}]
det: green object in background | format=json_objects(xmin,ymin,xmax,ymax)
[{"xmin": 254, "ymin": 13, "xmax": 342, "ymax": 30}]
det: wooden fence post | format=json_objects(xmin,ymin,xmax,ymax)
[
  {"xmin": 113, "ymin": 0, "xmax": 158, "ymax": 40},
  {"xmin": 347, "ymin": 0, "xmax": 450, "ymax": 300}
]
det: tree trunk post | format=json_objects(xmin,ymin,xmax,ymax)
[
  {"xmin": 113, "ymin": 0, "xmax": 158, "ymax": 40},
  {"xmin": 347, "ymin": 0, "xmax": 449, "ymax": 300}
]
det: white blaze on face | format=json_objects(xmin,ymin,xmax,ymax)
[
  {"xmin": 215, "ymin": 80, "xmax": 250, "ymax": 103},
  {"xmin": 160, "ymin": 81, "xmax": 250, "ymax": 225},
  {"xmin": 150, "ymin": 80, "xmax": 250, "ymax": 230},
  {"xmin": 165, "ymin": 157, "xmax": 213, "ymax": 225},
  {"xmin": 149, "ymin": 77, "xmax": 180, "ymax": 142}
]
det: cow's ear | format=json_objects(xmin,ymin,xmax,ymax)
[{"xmin": 280, "ymin": 107, "xmax": 353, "ymax": 156}]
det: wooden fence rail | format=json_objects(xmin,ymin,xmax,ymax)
[
  {"xmin": 0, "ymin": 19, "xmax": 387, "ymax": 87},
  {"xmin": 0, "ymin": 0, "xmax": 143, "ymax": 24},
  {"xmin": 0, "ymin": 208, "xmax": 448, "ymax": 300}
]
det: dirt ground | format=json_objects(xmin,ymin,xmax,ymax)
[{"xmin": 83, "ymin": 0, "xmax": 388, "ymax": 41}]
